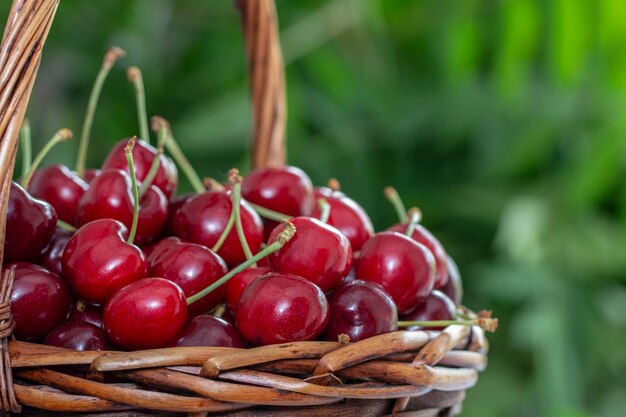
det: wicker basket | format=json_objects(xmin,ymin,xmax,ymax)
[{"xmin": 0, "ymin": 0, "xmax": 492, "ymax": 415}]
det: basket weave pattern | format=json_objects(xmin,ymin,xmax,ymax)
[{"xmin": 0, "ymin": 1, "xmax": 490, "ymax": 415}]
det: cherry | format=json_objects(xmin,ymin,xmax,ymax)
[
  {"xmin": 62, "ymin": 219, "xmax": 148, "ymax": 305},
  {"xmin": 322, "ymin": 280, "xmax": 397, "ymax": 343},
  {"xmin": 4, "ymin": 262, "xmax": 71, "ymax": 341},
  {"xmin": 441, "ymin": 256, "xmax": 463, "ymax": 305},
  {"xmin": 101, "ymin": 138, "xmax": 177, "ymax": 200},
  {"xmin": 164, "ymin": 192, "xmax": 195, "ymax": 235},
  {"xmin": 4, "ymin": 182, "xmax": 57, "ymax": 263},
  {"xmin": 236, "ymin": 272, "xmax": 329, "ymax": 346},
  {"xmin": 37, "ymin": 227, "xmax": 73, "ymax": 277},
  {"xmin": 267, "ymin": 217, "xmax": 352, "ymax": 293},
  {"xmin": 44, "ymin": 321, "xmax": 111, "ymax": 351},
  {"xmin": 169, "ymin": 314, "xmax": 244, "ymax": 348},
  {"xmin": 76, "ymin": 169, "xmax": 168, "ymax": 245},
  {"xmin": 312, "ymin": 186, "xmax": 373, "ymax": 251},
  {"xmin": 83, "ymin": 168, "xmax": 101, "ymax": 184},
  {"xmin": 223, "ymin": 266, "xmax": 269, "ymax": 311},
  {"xmin": 400, "ymin": 290, "xmax": 456, "ymax": 331},
  {"xmin": 173, "ymin": 190, "xmax": 263, "ymax": 266},
  {"xmin": 27, "ymin": 164, "xmax": 88, "ymax": 225},
  {"xmin": 220, "ymin": 307, "xmax": 236, "ymax": 326},
  {"xmin": 67, "ymin": 302, "xmax": 104, "ymax": 329},
  {"xmin": 147, "ymin": 237, "xmax": 228, "ymax": 318},
  {"xmin": 104, "ymin": 278, "xmax": 187, "ymax": 350},
  {"xmin": 354, "ymin": 231, "xmax": 435, "ymax": 314}
]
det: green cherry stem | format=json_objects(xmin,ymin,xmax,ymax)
[
  {"xmin": 397, "ymin": 317, "xmax": 499, "ymax": 333},
  {"xmin": 124, "ymin": 137, "xmax": 140, "ymax": 245},
  {"xmin": 21, "ymin": 128, "xmax": 73, "ymax": 189},
  {"xmin": 318, "ymin": 198, "xmax": 331, "ymax": 223},
  {"xmin": 404, "ymin": 207, "xmax": 422, "ymax": 237},
  {"xmin": 76, "ymin": 47, "xmax": 126, "ymax": 178},
  {"xmin": 56, "ymin": 219, "xmax": 77, "ymax": 232},
  {"xmin": 249, "ymin": 203, "xmax": 292, "ymax": 222},
  {"xmin": 384, "ymin": 186, "xmax": 408, "ymax": 224},
  {"xmin": 187, "ymin": 220, "xmax": 297, "ymax": 305},
  {"xmin": 230, "ymin": 171, "xmax": 255, "ymax": 262},
  {"xmin": 138, "ymin": 123, "xmax": 167, "ymax": 198},
  {"xmin": 211, "ymin": 209, "xmax": 235, "ymax": 253},
  {"xmin": 20, "ymin": 119, "xmax": 31, "ymax": 179},
  {"xmin": 128, "ymin": 67, "xmax": 150, "ymax": 143}
]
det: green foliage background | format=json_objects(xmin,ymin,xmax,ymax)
[{"xmin": 5, "ymin": 1, "xmax": 626, "ymax": 416}]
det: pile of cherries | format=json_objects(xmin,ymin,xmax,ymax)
[{"xmin": 1, "ymin": 48, "xmax": 472, "ymax": 353}]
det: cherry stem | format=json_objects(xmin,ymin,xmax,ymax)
[
  {"xmin": 204, "ymin": 177, "xmax": 225, "ymax": 191},
  {"xmin": 211, "ymin": 304, "xmax": 226, "ymax": 318},
  {"xmin": 76, "ymin": 47, "xmax": 126, "ymax": 178},
  {"xmin": 249, "ymin": 203, "xmax": 292, "ymax": 222},
  {"xmin": 384, "ymin": 186, "xmax": 408, "ymax": 224},
  {"xmin": 327, "ymin": 178, "xmax": 341, "ymax": 191},
  {"xmin": 404, "ymin": 207, "xmax": 422, "ymax": 236},
  {"xmin": 138, "ymin": 125, "xmax": 166, "ymax": 198},
  {"xmin": 124, "ymin": 137, "xmax": 140, "ymax": 245},
  {"xmin": 187, "ymin": 220, "xmax": 296, "ymax": 305},
  {"xmin": 211, "ymin": 210, "xmax": 235, "ymax": 253},
  {"xmin": 56, "ymin": 219, "xmax": 77, "ymax": 232},
  {"xmin": 128, "ymin": 67, "xmax": 150, "ymax": 143},
  {"xmin": 318, "ymin": 198, "xmax": 331, "ymax": 223},
  {"xmin": 20, "ymin": 119, "xmax": 31, "ymax": 179},
  {"xmin": 231, "ymin": 177, "xmax": 255, "ymax": 262},
  {"xmin": 397, "ymin": 318, "xmax": 499, "ymax": 333},
  {"xmin": 21, "ymin": 129, "xmax": 73, "ymax": 189}
]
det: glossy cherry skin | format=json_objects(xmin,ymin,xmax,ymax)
[
  {"xmin": 173, "ymin": 190, "xmax": 263, "ymax": 266},
  {"xmin": 44, "ymin": 321, "xmax": 111, "ymax": 351},
  {"xmin": 311, "ymin": 187, "xmax": 373, "ymax": 251},
  {"xmin": 28, "ymin": 164, "xmax": 88, "ymax": 225},
  {"xmin": 221, "ymin": 307, "xmax": 236, "ymax": 326},
  {"xmin": 164, "ymin": 193, "xmax": 195, "ymax": 235},
  {"xmin": 236, "ymin": 272, "xmax": 329, "ymax": 346},
  {"xmin": 323, "ymin": 280, "xmax": 398, "ymax": 342},
  {"xmin": 76, "ymin": 169, "xmax": 168, "ymax": 245},
  {"xmin": 37, "ymin": 227, "xmax": 73, "ymax": 277},
  {"xmin": 83, "ymin": 168, "xmax": 101, "ymax": 184},
  {"xmin": 441, "ymin": 256, "xmax": 463, "ymax": 305},
  {"xmin": 354, "ymin": 231, "xmax": 435, "ymax": 314},
  {"xmin": 147, "ymin": 237, "xmax": 228, "ymax": 318},
  {"xmin": 4, "ymin": 182, "xmax": 57, "ymax": 263},
  {"xmin": 62, "ymin": 219, "xmax": 148, "ymax": 305},
  {"xmin": 104, "ymin": 278, "xmax": 188, "ymax": 350},
  {"xmin": 101, "ymin": 138, "xmax": 178, "ymax": 200},
  {"xmin": 400, "ymin": 290, "xmax": 457, "ymax": 331},
  {"xmin": 4, "ymin": 262, "xmax": 71, "ymax": 341},
  {"xmin": 67, "ymin": 303, "xmax": 104, "ymax": 329},
  {"xmin": 169, "ymin": 314, "xmax": 244, "ymax": 348},
  {"xmin": 224, "ymin": 266, "xmax": 269, "ymax": 311},
  {"xmin": 268, "ymin": 217, "xmax": 352, "ymax": 293},
  {"xmin": 388, "ymin": 223, "xmax": 448, "ymax": 289}
]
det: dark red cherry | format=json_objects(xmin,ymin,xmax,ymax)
[
  {"xmin": 312, "ymin": 187, "xmax": 373, "ymax": 251},
  {"xmin": 267, "ymin": 217, "xmax": 352, "ymax": 293},
  {"xmin": 104, "ymin": 278, "xmax": 188, "ymax": 350},
  {"xmin": 224, "ymin": 266, "xmax": 269, "ymax": 311},
  {"xmin": 236, "ymin": 272, "xmax": 329, "ymax": 346},
  {"xmin": 4, "ymin": 262, "xmax": 71, "ymax": 341},
  {"xmin": 44, "ymin": 321, "xmax": 111, "ymax": 351},
  {"xmin": 354, "ymin": 231, "xmax": 435, "ymax": 314},
  {"xmin": 83, "ymin": 168, "xmax": 101, "ymax": 184},
  {"xmin": 62, "ymin": 219, "xmax": 148, "ymax": 305},
  {"xmin": 173, "ymin": 190, "xmax": 263, "ymax": 266},
  {"xmin": 67, "ymin": 302, "xmax": 104, "ymax": 329},
  {"xmin": 147, "ymin": 237, "xmax": 227, "ymax": 318},
  {"xmin": 400, "ymin": 290, "xmax": 456, "ymax": 331},
  {"xmin": 28, "ymin": 164, "xmax": 88, "ymax": 225},
  {"xmin": 220, "ymin": 308, "xmax": 236, "ymax": 326},
  {"xmin": 37, "ymin": 227, "xmax": 73, "ymax": 277},
  {"xmin": 323, "ymin": 280, "xmax": 398, "ymax": 342},
  {"xmin": 441, "ymin": 256, "xmax": 463, "ymax": 305},
  {"xmin": 169, "ymin": 314, "xmax": 244, "ymax": 348},
  {"xmin": 388, "ymin": 223, "xmax": 448, "ymax": 289},
  {"xmin": 164, "ymin": 192, "xmax": 195, "ymax": 235},
  {"xmin": 101, "ymin": 138, "xmax": 178, "ymax": 199},
  {"xmin": 76, "ymin": 169, "xmax": 168, "ymax": 245},
  {"xmin": 4, "ymin": 182, "xmax": 57, "ymax": 263}
]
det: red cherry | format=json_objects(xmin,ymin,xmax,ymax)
[
  {"xmin": 169, "ymin": 314, "xmax": 244, "ymax": 348},
  {"xmin": 44, "ymin": 321, "xmax": 111, "ymax": 351},
  {"xmin": 104, "ymin": 278, "xmax": 188, "ymax": 350},
  {"xmin": 223, "ymin": 266, "xmax": 269, "ymax": 311},
  {"xmin": 147, "ymin": 237, "xmax": 228, "ymax": 318},
  {"xmin": 173, "ymin": 190, "xmax": 263, "ymax": 266},
  {"xmin": 37, "ymin": 227, "xmax": 73, "ymax": 277},
  {"xmin": 440, "ymin": 256, "xmax": 463, "ymax": 305},
  {"xmin": 400, "ymin": 290, "xmax": 456, "ymax": 331},
  {"xmin": 62, "ymin": 219, "xmax": 148, "ymax": 305},
  {"xmin": 101, "ymin": 138, "xmax": 178, "ymax": 199},
  {"xmin": 323, "ymin": 280, "xmax": 398, "ymax": 342},
  {"xmin": 67, "ymin": 302, "xmax": 104, "ymax": 329},
  {"xmin": 76, "ymin": 169, "xmax": 168, "ymax": 245},
  {"xmin": 354, "ymin": 231, "xmax": 435, "ymax": 314},
  {"xmin": 236, "ymin": 272, "xmax": 329, "ymax": 346},
  {"xmin": 388, "ymin": 223, "xmax": 448, "ymax": 289},
  {"xmin": 83, "ymin": 168, "xmax": 101, "ymax": 184},
  {"xmin": 164, "ymin": 192, "xmax": 195, "ymax": 235},
  {"xmin": 4, "ymin": 182, "xmax": 57, "ymax": 263},
  {"xmin": 267, "ymin": 217, "xmax": 352, "ymax": 293},
  {"xmin": 4, "ymin": 262, "xmax": 71, "ymax": 341},
  {"xmin": 312, "ymin": 187, "xmax": 373, "ymax": 251}
]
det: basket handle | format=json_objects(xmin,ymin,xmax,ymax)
[{"xmin": 238, "ymin": 0, "xmax": 287, "ymax": 169}]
